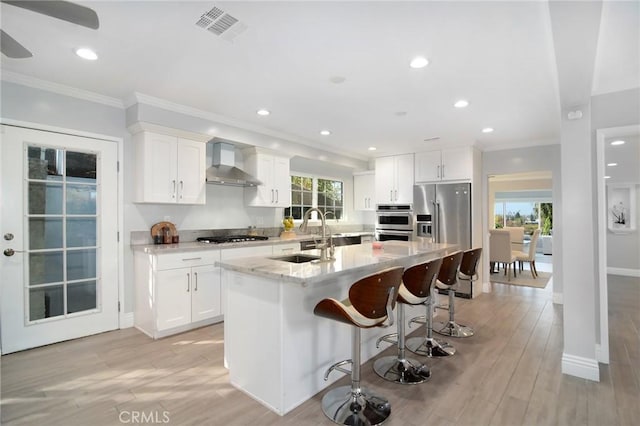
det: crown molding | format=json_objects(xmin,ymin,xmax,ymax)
[{"xmin": 1, "ymin": 71, "xmax": 124, "ymax": 109}]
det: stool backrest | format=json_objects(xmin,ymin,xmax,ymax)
[
  {"xmin": 459, "ymin": 247, "xmax": 483, "ymax": 277},
  {"xmin": 403, "ymin": 257, "xmax": 443, "ymax": 298},
  {"xmin": 436, "ymin": 250, "xmax": 464, "ymax": 287},
  {"xmin": 349, "ymin": 266, "xmax": 403, "ymax": 320}
]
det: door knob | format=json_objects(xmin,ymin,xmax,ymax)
[
  {"xmin": 4, "ymin": 233, "xmax": 14, "ymax": 241},
  {"xmin": 3, "ymin": 248, "xmax": 24, "ymax": 256}
]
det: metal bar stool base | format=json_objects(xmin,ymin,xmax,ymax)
[
  {"xmin": 432, "ymin": 320, "xmax": 474, "ymax": 338},
  {"xmin": 321, "ymin": 385, "xmax": 391, "ymax": 426},
  {"xmin": 373, "ymin": 356, "xmax": 431, "ymax": 384},
  {"xmin": 405, "ymin": 336, "xmax": 455, "ymax": 357}
]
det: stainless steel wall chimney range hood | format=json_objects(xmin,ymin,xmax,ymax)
[{"xmin": 206, "ymin": 142, "xmax": 262, "ymax": 187}]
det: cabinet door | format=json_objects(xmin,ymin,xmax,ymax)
[
  {"xmin": 142, "ymin": 133, "xmax": 178, "ymax": 203},
  {"xmin": 272, "ymin": 155, "xmax": 291, "ymax": 207},
  {"xmin": 394, "ymin": 154, "xmax": 414, "ymax": 203},
  {"xmin": 273, "ymin": 242, "xmax": 299, "ymax": 256},
  {"xmin": 354, "ymin": 172, "xmax": 375, "ymax": 210},
  {"xmin": 191, "ymin": 264, "xmax": 221, "ymax": 322},
  {"xmin": 156, "ymin": 268, "xmax": 191, "ymax": 331},
  {"xmin": 441, "ymin": 147, "xmax": 472, "ymax": 181},
  {"xmin": 177, "ymin": 138, "xmax": 206, "ymax": 204},
  {"xmin": 414, "ymin": 151, "xmax": 442, "ymax": 183},
  {"xmin": 375, "ymin": 156, "xmax": 395, "ymax": 204}
]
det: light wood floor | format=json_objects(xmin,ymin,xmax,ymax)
[{"xmin": 1, "ymin": 273, "xmax": 638, "ymax": 425}]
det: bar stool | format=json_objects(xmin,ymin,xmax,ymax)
[
  {"xmin": 407, "ymin": 254, "xmax": 458, "ymax": 357},
  {"xmin": 373, "ymin": 258, "xmax": 442, "ymax": 384},
  {"xmin": 314, "ymin": 266, "xmax": 404, "ymax": 426},
  {"xmin": 433, "ymin": 249, "xmax": 477, "ymax": 338}
]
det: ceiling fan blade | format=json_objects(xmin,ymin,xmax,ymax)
[
  {"xmin": 1, "ymin": 29, "xmax": 32, "ymax": 58},
  {"xmin": 2, "ymin": 1, "xmax": 99, "ymax": 29}
]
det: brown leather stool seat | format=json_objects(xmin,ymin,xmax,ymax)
[
  {"xmin": 373, "ymin": 258, "xmax": 442, "ymax": 383},
  {"xmin": 314, "ymin": 266, "xmax": 403, "ymax": 426}
]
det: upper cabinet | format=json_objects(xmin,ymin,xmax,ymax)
[
  {"xmin": 415, "ymin": 147, "xmax": 473, "ymax": 183},
  {"xmin": 353, "ymin": 171, "xmax": 375, "ymax": 211},
  {"xmin": 243, "ymin": 148, "xmax": 291, "ymax": 207},
  {"xmin": 375, "ymin": 154, "xmax": 414, "ymax": 204},
  {"xmin": 133, "ymin": 131, "xmax": 206, "ymax": 204}
]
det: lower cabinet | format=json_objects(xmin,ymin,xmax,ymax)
[{"xmin": 134, "ymin": 250, "xmax": 222, "ymax": 338}]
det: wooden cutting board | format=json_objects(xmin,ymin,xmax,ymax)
[{"xmin": 150, "ymin": 221, "xmax": 177, "ymax": 238}]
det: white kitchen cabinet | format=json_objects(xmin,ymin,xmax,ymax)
[
  {"xmin": 375, "ymin": 154, "xmax": 414, "ymax": 204},
  {"xmin": 133, "ymin": 131, "xmax": 206, "ymax": 204},
  {"xmin": 243, "ymin": 148, "xmax": 291, "ymax": 207},
  {"xmin": 415, "ymin": 147, "xmax": 472, "ymax": 183},
  {"xmin": 353, "ymin": 171, "xmax": 375, "ymax": 211},
  {"xmin": 134, "ymin": 250, "xmax": 221, "ymax": 338}
]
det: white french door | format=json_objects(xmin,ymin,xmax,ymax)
[{"xmin": 1, "ymin": 125, "xmax": 119, "ymax": 354}]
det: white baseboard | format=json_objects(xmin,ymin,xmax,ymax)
[
  {"xmin": 482, "ymin": 281, "xmax": 491, "ymax": 293},
  {"xmin": 607, "ymin": 267, "xmax": 640, "ymax": 277},
  {"xmin": 119, "ymin": 312, "xmax": 134, "ymax": 328},
  {"xmin": 553, "ymin": 292, "xmax": 563, "ymax": 305},
  {"xmin": 595, "ymin": 343, "xmax": 609, "ymax": 364},
  {"xmin": 561, "ymin": 353, "xmax": 600, "ymax": 382}
]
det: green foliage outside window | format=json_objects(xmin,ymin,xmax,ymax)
[{"xmin": 285, "ymin": 176, "xmax": 343, "ymax": 220}]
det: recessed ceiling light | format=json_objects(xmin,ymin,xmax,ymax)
[
  {"xmin": 607, "ymin": 162, "xmax": 618, "ymax": 167},
  {"xmin": 257, "ymin": 109, "xmax": 270, "ymax": 116},
  {"xmin": 75, "ymin": 47, "xmax": 98, "ymax": 60},
  {"xmin": 454, "ymin": 99, "xmax": 469, "ymax": 108},
  {"xmin": 604, "ymin": 176, "xmax": 611, "ymax": 179},
  {"xmin": 482, "ymin": 127, "xmax": 494, "ymax": 133},
  {"xmin": 611, "ymin": 140, "xmax": 625, "ymax": 146},
  {"xmin": 320, "ymin": 130, "xmax": 331, "ymax": 136},
  {"xmin": 410, "ymin": 56, "xmax": 429, "ymax": 69},
  {"xmin": 368, "ymin": 147, "xmax": 377, "ymax": 151}
]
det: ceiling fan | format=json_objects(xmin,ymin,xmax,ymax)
[{"xmin": 1, "ymin": 0, "xmax": 99, "ymax": 59}]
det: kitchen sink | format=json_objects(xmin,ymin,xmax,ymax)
[{"xmin": 270, "ymin": 254, "xmax": 321, "ymax": 263}]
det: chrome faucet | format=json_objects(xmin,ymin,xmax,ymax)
[{"xmin": 299, "ymin": 208, "xmax": 335, "ymax": 262}]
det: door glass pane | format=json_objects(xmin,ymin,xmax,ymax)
[
  {"xmin": 29, "ymin": 285, "xmax": 64, "ymax": 321},
  {"xmin": 67, "ymin": 218, "xmax": 97, "ymax": 247},
  {"xmin": 66, "ymin": 185, "xmax": 97, "ymax": 214},
  {"xmin": 29, "ymin": 218, "xmax": 63, "ymax": 249},
  {"xmin": 67, "ymin": 249, "xmax": 96, "ymax": 281},
  {"xmin": 27, "ymin": 147, "xmax": 63, "ymax": 181},
  {"xmin": 67, "ymin": 281, "xmax": 97, "ymax": 314},
  {"xmin": 66, "ymin": 151, "xmax": 97, "ymax": 183},
  {"xmin": 28, "ymin": 182, "xmax": 63, "ymax": 214},
  {"xmin": 29, "ymin": 252, "xmax": 64, "ymax": 285}
]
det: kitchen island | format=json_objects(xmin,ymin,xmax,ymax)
[{"xmin": 219, "ymin": 240, "xmax": 457, "ymax": 415}]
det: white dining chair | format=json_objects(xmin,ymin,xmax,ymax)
[
  {"xmin": 489, "ymin": 229, "xmax": 517, "ymax": 280},
  {"xmin": 513, "ymin": 229, "xmax": 541, "ymax": 278}
]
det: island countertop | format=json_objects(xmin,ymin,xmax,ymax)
[{"xmin": 218, "ymin": 240, "xmax": 457, "ymax": 286}]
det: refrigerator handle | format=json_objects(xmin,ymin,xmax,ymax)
[{"xmin": 432, "ymin": 200, "xmax": 439, "ymax": 243}]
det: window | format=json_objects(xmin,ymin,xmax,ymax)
[{"xmin": 285, "ymin": 175, "xmax": 343, "ymax": 220}]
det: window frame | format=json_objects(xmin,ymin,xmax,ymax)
[{"xmin": 286, "ymin": 173, "xmax": 345, "ymax": 223}]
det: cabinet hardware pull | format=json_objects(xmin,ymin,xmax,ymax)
[
  {"xmin": 194, "ymin": 272, "xmax": 198, "ymax": 291},
  {"xmin": 179, "ymin": 180, "xmax": 184, "ymax": 199},
  {"xmin": 275, "ymin": 189, "xmax": 279, "ymax": 203},
  {"xmin": 187, "ymin": 273, "xmax": 190, "ymax": 292},
  {"xmin": 182, "ymin": 257, "xmax": 202, "ymax": 261},
  {"xmin": 271, "ymin": 189, "xmax": 274, "ymax": 203},
  {"xmin": 390, "ymin": 190, "xmax": 393, "ymax": 201},
  {"xmin": 172, "ymin": 180, "xmax": 176, "ymax": 198},
  {"xmin": 442, "ymin": 165, "xmax": 445, "ymax": 178},
  {"xmin": 394, "ymin": 190, "xmax": 398, "ymax": 201},
  {"xmin": 437, "ymin": 165, "xmax": 440, "ymax": 179}
]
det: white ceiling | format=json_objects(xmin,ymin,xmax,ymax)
[{"xmin": 1, "ymin": 1, "xmax": 638, "ymax": 160}]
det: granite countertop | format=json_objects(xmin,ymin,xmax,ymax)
[
  {"xmin": 218, "ymin": 241, "xmax": 457, "ymax": 286},
  {"xmin": 131, "ymin": 231, "xmax": 375, "ymax": 254}
]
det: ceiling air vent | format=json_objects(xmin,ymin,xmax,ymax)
[{"xmin": 195, "ymin": 6, "xmax": 247, "ymax": 42}]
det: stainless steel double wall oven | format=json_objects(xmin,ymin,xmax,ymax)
[{"xmin": 375, "ymin": 204, "xmax": 414, "ymax": 241}]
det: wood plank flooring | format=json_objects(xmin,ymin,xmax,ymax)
[{"xmin": 1, "ymin": 272, "xmax": 638, "ymax": 425}]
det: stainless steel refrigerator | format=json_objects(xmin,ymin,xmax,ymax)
[{"xmin": 414, "ymin": 182, "xmax": 472, "ymax": 297}]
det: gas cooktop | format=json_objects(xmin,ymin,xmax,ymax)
[{"xmin": 196, "ymin": 235, "xmax": 269, "ymax": 244}]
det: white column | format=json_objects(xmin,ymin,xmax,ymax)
[{"xmin": 560, "ymin": 104, "xmax": 599, "ymax": 381}]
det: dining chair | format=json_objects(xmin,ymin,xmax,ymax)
[
  {"xmin": 489, "ymin": 229, "xmax": 516, "ymax": 280},
  {"xmin": 505, "ymin": 226, "xmax": 525, "ymax": 252},
  {"xmin": 513, "ymin": 229, "xmax": 541, "ymax": 278}
]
